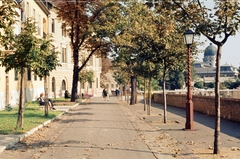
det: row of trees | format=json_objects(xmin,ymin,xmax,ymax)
[
  {"xmin": 51, "ymin": 0, "xmax": 240, "ymax": 155},
  {"xmin": 195, "ymin": 79, "xmax": 240, "ymax": 89},
  {"xmin": 97, "ymin": 0, "xmax": 240, "ymax": 155},
  {"xmin": 0, "ymin": 1, "xmax": 60, "ymax": 128},
  {"xmin": 1, "ymin": 0, "xmax": 240, "ymax": 155}
]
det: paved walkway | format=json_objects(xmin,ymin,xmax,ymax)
[
  {"xmin": 128, "ymin": 96, "xmax": 240, "ymax": 158},
  {"xmin": 0, "ymin": 96, "xmax": 240, "ymax": 158}
]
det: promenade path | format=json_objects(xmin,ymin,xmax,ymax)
[{"xmin": 0, "ymin": 96, "xmax": 240, "ymax": 159}]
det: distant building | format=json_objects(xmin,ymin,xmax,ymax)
[{"xmin": 194, "ymin": 43, "xmax": 238, "ymax": 85}]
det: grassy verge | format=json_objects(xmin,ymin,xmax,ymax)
[
  {"xmin": 53, "ymin": 97, "xmax": 84, "ymax": 106},
  {"xmin": 0, "ymin": 100, "xmax": 65, "ymax": 135}
]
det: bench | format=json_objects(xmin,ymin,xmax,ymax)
[{"xmin": 37, "ymin": 98, "xmax": 53, "ymax": 110}]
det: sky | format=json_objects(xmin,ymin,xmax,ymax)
[{"xmin": 194, "ymin": 1, "xmax": 240, "ymax": 68}]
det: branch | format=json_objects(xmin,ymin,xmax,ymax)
[
  {"xmin": 197, "ymin": 0, "xmax": 206, "ymax": 20},
  {"xmin": 77, "ymin": 42, "xmax": 110, "ymax": 72},
  {"xmin": 222, "ymin": 30, "xmax": 233, "ymax": 45}
]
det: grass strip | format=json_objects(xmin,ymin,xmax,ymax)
[{"xmin": 0, "ymin": 101, "xmax": 62, "ymax": 135}]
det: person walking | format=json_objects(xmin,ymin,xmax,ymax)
[
  {"xmin": 102, "ymin": 88, "xmax": 107, "ymax": 101},
  {"xmin": 116, "ymin": 89, "xmax": 120, "ymax": 99}
]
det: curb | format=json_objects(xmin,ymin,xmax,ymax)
[{"xmin": 1, "ymin": 103, "xmax": 80, "ymax": 153}]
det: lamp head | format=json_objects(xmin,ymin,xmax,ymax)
[{"xmin": 183, "ymin": 29, "xmax": 194, "ymax": 46}]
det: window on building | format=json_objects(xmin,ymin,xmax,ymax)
[
  {"xmin": 34, "ymin": 75, "xmax": 37, "ymax": 81},
  {"xmin": 89, "ymin": 82, "xmax": 92, "ymax": 89},
  {"xmin": 52, "ymin": 77, "xmax": 55, "ymax": 92},
  {"xmin": 89, "ymin": 57, "xmax": 93, "ymax": 66},
  {"xmin": 27, "ymin": 68, "xmax": 31, "ymax": 81},
  {"xmin": 33, "ymin": 9, "xmax": 35, "ymax": 20},
  {"xmin": 14, "ymin": 69, "xmax": 18, "ymax": 80},
  {"xmin": 62, "ymin": 80, "xmax": 66, "ymax": 90},
  {"xmin": 116, "ymin": 84, "xmax": 118, "ymax": 88},
  {"xmin": 62, "ymin": 23, "xmax": 66, "ymax": 37},
  {"xmin": 111, "ymin": 84, "xmax": 114, "ymax": 88},
  {"xmin": 26, "ymin": 2, "xmax": 29, "ymax": 18},
  {"xmin": 38, "ymin": 14, "xmax": 41, "ymax": 35},
  {"xmin": 62, "ymin": 48, "xmax": 67, "ymax": 63},
  {"xmin": 52, "ymin": 19, "xmax": 55, "ymax": 33}
]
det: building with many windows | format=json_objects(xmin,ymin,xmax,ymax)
[{"xmin": 0, "ymin": 0, "xmax": 102, "ymax": 110}]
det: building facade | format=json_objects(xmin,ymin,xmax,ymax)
[{"xmin": 0, "ymin": 0, "xmax": 102, "ymax": 110}]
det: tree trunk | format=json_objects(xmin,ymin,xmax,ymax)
[
  {"xmin": 163, "ymin": 68, "xmax": 167, "ymax": 123},
  {"xmin": 130, "ymin": 75, "xmax": 136, "ymax": 105},
  {"xmin": 135, "ymin": 76, "xmax": 138, "ymax": 104},
  {"xmin": 80, "ymin": 82, "xmax": 82, "ymax": 99},
  {"xmin": 120, "ymin": 84, "xmax": 123, "ymax": 100},
  {"xmin": 147, "ymin": 74, "xmax": 152, "ymax": 115},
  {"xmin": 143, "ymin": 78, "xmax": 146, "ymax": 111},
  {"xmin": 124, "ymin": 84, "xmax": 127, "ymax": 101},
  {"xmin": 71, "ymin": 47, "xmax": 79, "ymax": 102},
  {"xmin": 126, "ymin": 82, "xmax": 129, "ymax": 103},
  {"xmin": 71, "ymin": 65, "xmax": 79, "ymax": 102},
  {"xmin": 214, "ymin": 45, "xmax": 222, "ymax": 154},
  {"xmin": 44, "ymin": 76, "xmax": 49, "ymax": 116},
  {"xmin": 16, "ymin": 69, "xmax": 24, "ymax": 129}
]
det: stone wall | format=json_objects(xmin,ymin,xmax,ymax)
[{"xmin": 153, "ymin": 93, "xmax": 240, "ymax": 122}]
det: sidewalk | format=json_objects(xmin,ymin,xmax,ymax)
[
  {"xmin": 122, "ymin": 96, "xmax": 240, "ymax": 158},
  {"xmin": 0, "ymin": 96, "xmax": 240, "ymax": 158}
]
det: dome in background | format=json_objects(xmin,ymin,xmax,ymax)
[{"xmin": 204, "ymin": 43, "xmax": 217, "ymax": 56}]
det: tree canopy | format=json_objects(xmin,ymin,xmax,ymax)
[{"xmin": 0, "ymin": 0, "xmax": 19, "ymax": 52}]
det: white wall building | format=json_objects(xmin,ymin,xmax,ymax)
[{"xmin": 0, "ymin": 0, "xmax": 102, "ymax": 110}]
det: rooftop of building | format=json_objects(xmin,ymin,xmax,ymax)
[{"xmin": 204, "ymin": 43, "xmax": 217, "ymax": 56}]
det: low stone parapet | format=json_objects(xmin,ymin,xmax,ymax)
[{"xmin": 153, "ymin": 93, "xmax": 240, "ymax": 122}]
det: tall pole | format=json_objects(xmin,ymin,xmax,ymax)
[{"xmin": 185, "ymin": 45, "xmax": 194, "ymax": 130}]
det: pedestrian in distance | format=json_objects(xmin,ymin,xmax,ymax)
[
  {"xmin": 116, "ymin": 89, "xmax": 120, "ymax": 99},
  {"xmin": 102, "ymin": 88, "xmax": 107, "ymax": 101},
  {"xmin": 64, "ymin": 90, "xmax": 71, "ymax": 99}
]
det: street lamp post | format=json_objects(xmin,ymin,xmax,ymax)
[{"xmin": 183, "ymin": 29, "xmax": 194, "ymax": 130}]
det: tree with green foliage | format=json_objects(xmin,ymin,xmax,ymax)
[
  {"xmin": 79, "ymin": 69, "xmax": 95, "ymax": 96},
  {"xmin": 111, "ymin": 54, "xmax": 132, "ymax": 102},
  {"xmin": 107, "ymin": 1, "xmax": 162, "ymax": 110},
  {"xmin": 52, "ymin": 0, "xmax": 111, "ymax": 102},
  {"xmin": 194, "ymin": 81, "xmax": 205, "ymax": 89},
  {"xmin": 0, "ymin": 0, "xmax": 19, "ymax": 52},
  {"xmin": 168, "ymin": 70, "xmax": 186, "ymax": 90},
  {"xmin": 209, "ymin": 82, "xmax": 215, "ymax": 89},
  {"xmin": 170, "ymin": 0, "xmax": 240, "ymax": 154},
  {"xmin": 32, "ymin": 37, "xmax": 61, "ymax": 116},
  {"xmin": 221, "ymin": 79, "xmax": 240, "ymax": 89},
  {"xmin": 0, "ymin": 19, "xmax": 41, "ymax": 129}
]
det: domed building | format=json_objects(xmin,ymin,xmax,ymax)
[
  {"xmin": 194, "ymin": 43, "xmax": 238, "ymax": 85},
  {"xmin": 203, "ymin": 43, "xmax": 217, "ymax": 67}
]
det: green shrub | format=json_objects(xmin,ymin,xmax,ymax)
[{"xmin": 5, "ymin": 104, "xmax": 13, "ymax": 111}]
